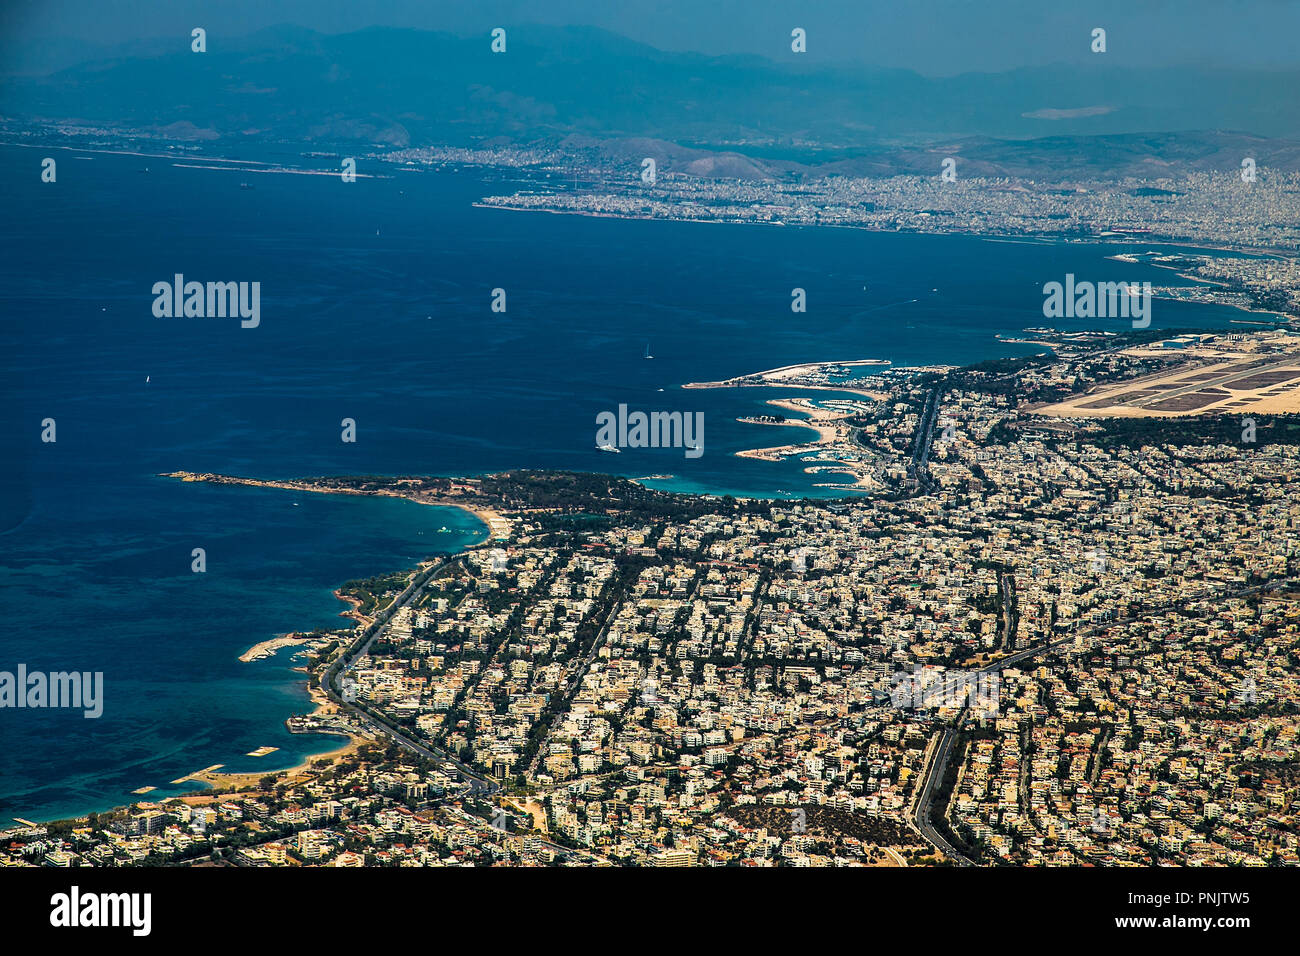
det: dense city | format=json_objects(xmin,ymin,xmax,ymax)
[{"xmin": 8, "ymin": 331, "xmax": 1300, "ymax": 867}]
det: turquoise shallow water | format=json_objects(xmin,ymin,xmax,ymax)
[
  {"xmin": 0, "ymin": 480, "xmax": 483, "ymax": 822},
  {"xmin": 0, "ymin": 143, "xmax": 1252, "ymax": 821}
]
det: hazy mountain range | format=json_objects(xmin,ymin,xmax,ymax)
[{"xmin": 4, "ymin": 24, "xmax": 1300, "ymax": 178}]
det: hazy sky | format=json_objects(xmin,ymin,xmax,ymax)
[{"xmin": 4, "ymin": 0, "xmax": 1300, "ymax": 75}]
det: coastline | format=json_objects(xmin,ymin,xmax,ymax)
[
  {"xmin": 27, "ymin": 475, "xmax": 476, "ymax": 824},
  {"xmin": 161, "ymin": 685, "xmax": 372, "ymax": 801},
  {"xmin": 183, "ymin": 483, "xmax": 451, "ymax": 799},
  {"xmin": 160, "ymin": 471, "xmax": 506, "ymax": 545},
  {"xmin": 172, "ymin": 737, "xmax": 368, "ymax": 800},
  {"xmin": 737, "ymin": 398, "xmax": 844, "ymax": 448},
  {"xmin": 239, "ymin": 631, "xmax": 323, "ymax": 663},
  {"xmin": 474, "ymin": 200, "xmax": 1300, "ymax": 260},
  {"xmin": 680, "ymin": 359, "xmax": 910, "ymax": 490},
  {"xmin": 727, "ymin": 396, "xmax": 883, "ymax": 490}
]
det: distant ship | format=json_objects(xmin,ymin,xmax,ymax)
[
  {"xmin": 597, "ymin": 443, "xmax": 621, "ymax": 454},
  {"xmin": 643, "ymin": 343, "xmax": 653, "ymax": 360}
]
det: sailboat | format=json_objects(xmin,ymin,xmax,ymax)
[{"xmin": 643, "ymin": 343, "xmax": 653, "ymax": 360}]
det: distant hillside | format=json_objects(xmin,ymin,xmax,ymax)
[
  {"xmin": 4, "ymin": 24, "xmax": 1300, "ymax": 173},
  {"xmin": 572, "ymin": 130, "xmax": 1300, "ymax": 181}
]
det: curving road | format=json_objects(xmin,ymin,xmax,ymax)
[
  {"xmin": 320, "ymin": 554, "xmax": 499, "ymax": 795},
  {"xmin": 912, "ymin": 727, "xmax": 973, "ymax": 866}
]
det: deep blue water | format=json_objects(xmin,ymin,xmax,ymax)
[{"xmin": 0, "ymin": 143, "xmax": 1250, "ymax": 821}]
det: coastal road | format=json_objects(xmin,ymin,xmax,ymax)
[{"xmin": 319, "ymin": 553, "xmax": 499, "ymax": 795}]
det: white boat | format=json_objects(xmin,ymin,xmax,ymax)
[
  {"xmin": 643, "ymin": 343, "xmax": 653, "ymax": 360},
  {"xmin": 597, "ymin": 443, "xmax": 621, "ymax": 454}
]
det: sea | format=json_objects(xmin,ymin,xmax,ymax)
[{"xmin": 0, "ymin": 141, "xmax": 1255, "ymax": 821}]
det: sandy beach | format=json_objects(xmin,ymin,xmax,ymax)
[
  {"xmin": 730, "ymin": 397, "xmax": 881, "ymax": 489},
  {"xmin": 174, "ymin": 684, "xmax": 371, "ymax": 798},
  {"xmin": 172, "ymin": 735, "xmax": 366, "ymax": 800}
]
